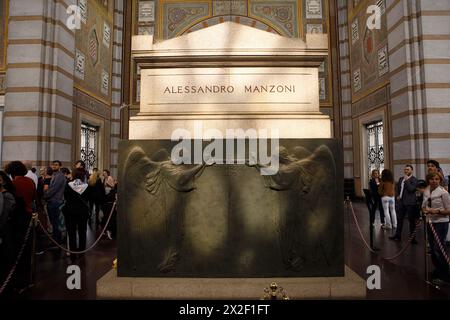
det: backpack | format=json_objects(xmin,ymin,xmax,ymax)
[{"xmin": 0, "ymin": 192, "xmax": 16, "ymax": 235}]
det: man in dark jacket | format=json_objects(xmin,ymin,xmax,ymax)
[
  {"xmin": 44, "ymin": 160, "xmax": 66, "ymax": 245},
  {"xmin": 390, "ymin": 164, "xmax": 418, "ymax": 242}
]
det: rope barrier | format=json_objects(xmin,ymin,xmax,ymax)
[
  {"xmin": 0, "ymin": 215, "xmax": 35, "ymax": 295},
  {"xmin": 382, "ymin": 218, "xmax": 422, "ymax": 261},
  {"xmin": 0, "ymin": 202, "xmax": 116, "ymax": 295},
  {"xmin": 345, "ymin": 199, "xmax": 423, "ymax": 260},
  {"xmin": 346, "ymin": 199, "xmax": 376, "ymax": 254},
  {"xmin": 37, "ymin": 201, "xmax": 116, "ymax": 255},
  {"xmin": 427, "ymin": 220, "xmax": 450, "ymax": 266}
]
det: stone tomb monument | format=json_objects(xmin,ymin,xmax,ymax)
[
  {"xmin": 118, "ymin": 139, "xmax": 343, "ymax": 278},
  {"xmin": 97, "ymin": 22, "xmax": 365, "ymax": 299}
]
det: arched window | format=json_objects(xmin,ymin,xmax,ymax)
[
  {"xmin": 81, "ymin": 122, "xmax": 99, "ymax": 173},
  {"xmin": 366, "ymin": 121, "xmax": 384, "ymax": 178}
]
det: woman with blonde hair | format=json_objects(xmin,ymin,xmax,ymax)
[{"xmin": 378, "ymin": 169, "xmax": 397, "ymax": 230}]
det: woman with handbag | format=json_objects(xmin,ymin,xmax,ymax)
[{"xmin": 63, "ymin": 168, "xmax": 90, "ymax": 262}]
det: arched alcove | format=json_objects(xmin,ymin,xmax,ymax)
[{"xmin": 181, "ymin": 15, "xmax": 283, "ymax": 37}]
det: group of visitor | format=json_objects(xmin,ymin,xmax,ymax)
[
  {"xmin": 0, "ymin": 160, "xmax": 117, "ymax": 293},
  {"xmin": 369, "ymin": 160, "xmax": 450, "ymax": 286}
]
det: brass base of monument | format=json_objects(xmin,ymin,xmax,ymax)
[{"xmin": 96, "ymin": 266, "xmax": 366, "ymax": 300}]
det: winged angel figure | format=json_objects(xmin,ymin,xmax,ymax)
[
  {"xmin": 121, "ymin": 146, "xmax": 207, "ymax": 273},
  {"xmin": 250, "ymin": 145, "xmax": 338, "ymax": 272}
]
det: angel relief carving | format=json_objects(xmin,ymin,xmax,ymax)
[
  {"xmin": 120, "ymin": 143, "xmax": 341, "ymax": 276},
  {"xmin": 248, "ymin": 145, "xmax": 337, "ymax": 272},
  {"xmin": 123, "ymin": 146, "xmax": 207, "ymax": 273}
]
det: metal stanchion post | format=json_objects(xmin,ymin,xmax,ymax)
[
  {"xmin": 368, "ymin": 199, "xmax": 375, "ymax": 250},
  {"xmin": 370, "ymin": 216, "xmax": 380, "ymax": 251},
  {"xmin": 369, "ymin": 221, "xmax": 374, "ymax": 248},
  {"xmin": 66, "ymin": 232, "xmax": 71, "ymax": 257},
  {"xmin": 423, "ymin": 214, "xmax": 439, "ymax": 289},
  {"xmin": 424, "ymin": 213, "xmax": 428, "ymax": 284},
  {"xmin": 345, "ymin": 196, "xmax": 350, "ymax": 225},
  {"xmin": 30, "ymin": 214, "xmax": 37, "ymax": 286},
  {"xmin": 345, "ymin": 196, "xmax": 350, "ymax": 262}
]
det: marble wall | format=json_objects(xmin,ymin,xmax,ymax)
[
  {"xmin": 348, "ymin": 0, "xmax": 389, "ymax": 102},
  {"xmin": 338, "ymin": 0, "xmax": 450, "ymax": 195},
  {"xmin": 0, "ymin": 0, "xmax": 7, "ymax": 94},
  {"xmin": 72, "ymin": 0, "xmax": 124, "ymax": 177},
  {"xmin": 337, "ymin": 0, "xmax": 354, "ymax": 181},
  {"xmin": 1, "ymin": 0, "xmax": 124, "ymax": 176},
  {"xmin": 387, "ymin": 0, "xmax": 450, "ymax": 179},
  {"xmin": 74, "ymin": 0, "xmax": 114, "ymax": 105},
  {"xmin": 3, "ymin": 0, "xmax": 77, "ymax": 166}
]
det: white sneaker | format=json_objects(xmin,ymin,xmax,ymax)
[{"xmin": 106, "ymin": 231, "xmax": 113, "ymax": 240}]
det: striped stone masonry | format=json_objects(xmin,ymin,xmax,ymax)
[
  {"xmin": 387, "ymin": 0, "xmax": 450, "ymax": 178},
  {"xmin": 3, "ymin": 0, "xmax": 76, "ymax": 167},
  {"xmin": 337, "ymin": 0, "xmax": 354, "ymax": 179},
  {"xmin": 110, "ymin": 0, "xmax": 124, "ymax": 178}
]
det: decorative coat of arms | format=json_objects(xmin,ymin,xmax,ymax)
[
  {"xmin": 103, "ymin": 22, "xmax": 111, "ymax": 48},
  {"xmin": 351, "ymin": 18, "xmax": 359, "ymax": 45},
  {"xmin": 363, "ymin": 27, "xmax": 374, "ymax": 64},
  {"xmin": 353, "ymin": 68, "xmax": 362, "ymax": 92},
  {"xmin": 88, "ymin": 29, "xmax": 99, "ymax": 66},
  {"xmin": 101, "ymin": 69, "xmax": 109, "ymax": 95},
  {"xmin": 378, "ymin": 46, "xmax": 389, "ymax": 77},
  {"xmin": 75, "ymin": 50, "xmax": 86, "ymax": 80}
]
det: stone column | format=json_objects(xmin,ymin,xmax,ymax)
[
  {"xmin": 110, "ymin": 0, "xmax": 124, "ymax": 178},
  {"xmin": 387, "ymin": 0, "xmax": 450, "ymax": 178},
  {"xmin": 337, "ymin": 0, "xmax": 354, "ymax": 180},
  {"xmin": 3, "ymin": 0, "xmax": 76, "ymax": 167}
]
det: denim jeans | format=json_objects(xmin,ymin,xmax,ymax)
[
  {"xmin": 381, "ymin": 196, "xmax": 397, "ymax": 228},
  {"xmin": 47, "ymin": 202, "xmax": 64, "ymax": 244},
  {"xmin": 427, "ymin": 222, "xmax": 450, "ymax": 281}
]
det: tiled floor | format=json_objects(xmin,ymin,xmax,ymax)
[{"xmin": 5, "ymin": 201, "xmax": 450, "ymax": 299}]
